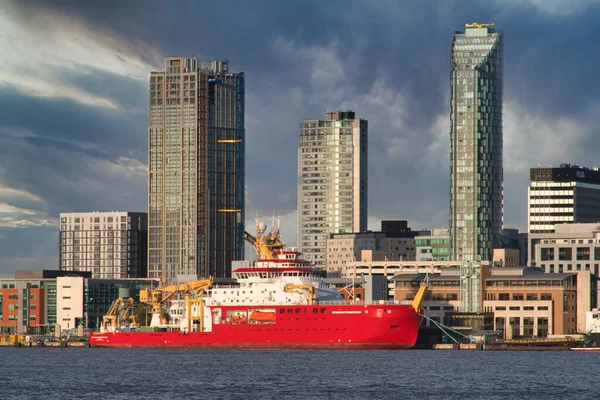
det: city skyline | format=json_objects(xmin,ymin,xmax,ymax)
[{"xmin": 1, "ymin": 1, "xmax": 600, "ymax": 276}]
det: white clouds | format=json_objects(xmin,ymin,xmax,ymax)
[
  {"xmin": 503, "ymin": 99, "xmax": 589, "ymax": 173},
  {"xmin": 0, "ymin": 185, "xmax": 42, "ymax": 203},
  {"xmin": 0, "ymin": 184, "xmax": 53, "ymax": 228},
  {"xmin": 0, "ymin": 2, "xmax": 158, "ymax": 108}
]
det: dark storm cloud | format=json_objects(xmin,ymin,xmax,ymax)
[
  {"xmin": 2, "ymin": 0, "xmax": 600, "ymax": 274},
  {"xmin": 51, "ymin": 64, "xmax": 148, "ymax": 113},
  {"xmin": 0, "ymin": 86, "xmax": 147, "ymax": 162}
]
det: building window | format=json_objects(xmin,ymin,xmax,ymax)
[
  {"xmin": 541, "ymin": 248, "xmax": 554, "ymax": 261},
  {"xmin": 577, "ymin": 247, "xmax": 590, "ymax": 261},
  {"xmin": 526, "ymin": 293, "xmax": 538, "ymax": 301},
  {"xmin": 558, "ymin": 248, "xmax": 572, "ymax": 261}
]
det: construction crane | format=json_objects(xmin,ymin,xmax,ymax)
[
  {"xmin": 465, "ymin": 22, "xmax": 494, "ymax": 29},
  {"xmin": 244, "ymin": 219, "xmax": 285, "ymax": 260},
  {"xmin": 284, "ymin": 284, "xmax": 317, "ymax": 305},
  {"xmin": 102, "ymin": 297, "xmax": 135, "ymax": 332},
  {"xmin": 139, "ymin": 277, "xmax": 214, "ymax": 327}
]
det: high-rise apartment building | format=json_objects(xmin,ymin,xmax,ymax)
[
  {"xmin": 59, "ymin": 211, "xmax": 148, "ymax": 279},
  {"xmin": 148, "ymin": 57, "xmax": 245, "ymax": 281},
  {"xmin": 450, "ymin": 23, "xmax": 504, "ymax": 262},
  {"xmin": 298, "ymin": 110, "xmax": 367, "ymax": 270},
  {"xmin": 528, "ymin": 164, "xmax": 600, "ymax": 263}
]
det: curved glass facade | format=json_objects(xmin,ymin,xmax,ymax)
[{"xmin": 450, "ymin": 26, "xmax": 503, "ymax": 262}]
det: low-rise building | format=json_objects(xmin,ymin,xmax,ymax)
[
  {"xmin": 391, "ymin": 267, "xmax": 594, "ymax": 336},
  {"xmin": 0, "ymin": 270, "xmax": 157, "ymax": 334},
  {"xmin": 326, "ymin": 220, "xmax": 428, "ymax": 277},
  {"xmin": 531, "ymin": 223, "xmax": 600, "ymax": 277},
  {"xmin": 492, "ymin": 248, "xmax": 520, "ymax": 267}
]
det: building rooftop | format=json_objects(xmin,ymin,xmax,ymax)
[
  {"xmin": 530, "ymin": 164, "xmax": 600, "ymax": 184},
  {"xmin": 390, "ymin": 267, "xmax": 577, "ymax": 282},
  {"xmin": 13, "ymin": 270, "xmax": 92, "ymax": 279}
]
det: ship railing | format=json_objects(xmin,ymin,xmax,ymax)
[{"xmin": 318, "ymin": 300, "xmax": 410, "ymax": 306}]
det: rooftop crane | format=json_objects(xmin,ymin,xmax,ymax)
[{"xmin": 465, "ymin": 22, "xmax": 495, "ymax": 29}]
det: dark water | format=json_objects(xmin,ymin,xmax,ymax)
[{"xmin": 1, "ymin": 348, "xmax": 598, "ymax": 399}]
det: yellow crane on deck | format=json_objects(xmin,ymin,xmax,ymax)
[
  {"xmin": 139, "ymin": 277, "xmax": 214, "ymax": 329},
  {"xmin": 283, "ymin": 284, "xmax": 317, "ymax": 305},
  {"xmin": 102, "ymin": 297, "xmax": 135, "ymax": 332}
]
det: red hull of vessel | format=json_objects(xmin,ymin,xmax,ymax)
[{"xmin": 90, "ymin": 304, "xmax": 421, "ymax": 350}]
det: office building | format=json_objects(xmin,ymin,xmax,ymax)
[
  {"xmin": 0, "ymin": 270, "xmax": 156, "ymax": 334},
  {"xmin": 326, "ymin": 221, "xmax": 427, "ymax": 277},
  {"xmin": 528, "ymin": 165, "xmax": 600, "ymax": 262},
  {"xmin": 449, "ymin": 23, "xmax": 504, "ymax": 262},
  {"xmin": 0, "ymin": 270, "xmax": 91, "ymax": 335},
  {"xmin": 59, "ymin": 212, "xmax": 148, "ymax": 279},
  {"xmin": 149, "ymin": 57, "xmax": 245, "ymax": 281},
  {"xmin": 530, "ymin": 222, "xmax": 600, "ymax": 278},
  {"xmin": 415, "ymin": 228, "xmax": 451, "ymax": 262},
  {"xmin": 392, "ymin": 267, "xmax": 594, "ymax": 335},
  {"xmin": 298, "ymin": 110, "xmax": 367, "ymax": 270}
]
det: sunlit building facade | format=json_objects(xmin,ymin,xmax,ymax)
[
  {"xmin": 298, "ymin": 110, "xmax": 367, "ymax": 270},
  {"xmin": 149, "ymin": 57, "xmax": 245, "ymax": 281}
]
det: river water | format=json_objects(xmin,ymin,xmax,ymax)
[{"xmin": 1, "ymin": 348, "xmax": 597, "ymax": 399}]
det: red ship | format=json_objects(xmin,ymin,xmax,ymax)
[{"xmin": 89, "ymin": 220, "xmax": 426, "ymax": 349}]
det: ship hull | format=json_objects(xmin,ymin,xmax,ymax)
[{"xmin": 90, "ymin": 304, "xmax": 421, "ymax": 350}]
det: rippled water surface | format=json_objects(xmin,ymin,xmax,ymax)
[{"xmin": 2, "ymin": 348, "xmax": 598, "ymax": 399}]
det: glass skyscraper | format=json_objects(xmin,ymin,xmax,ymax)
[
  {"xmin": 450, "ymin": 23, "xmax": 503, "ymax": 262},
  {"xmin": 148, "ymin": 57, "xmax": 245, "ymax": 282}
]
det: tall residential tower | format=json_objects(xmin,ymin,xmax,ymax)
[
  {"xmin": 450, "ymin": 23, "xmax": 504, "ymax": 262},
  {"xmin": 298, "ymin": 110, "xmax": 367, "ymax": 270},
  {"xmin": 148, "ymin": 57, "xmax": 245, "ymax": 282}
]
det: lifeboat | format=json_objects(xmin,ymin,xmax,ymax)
[
  {"xmin": 231, "ymin": 315, "xmax": 247, "ymax": 324},
  {"xmin": 250, "ymin": 310, "xmax": 276, "ymax": 322}
]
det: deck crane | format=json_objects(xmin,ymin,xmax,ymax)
[
  {"xmin": 139, "ymin": 277, "xmax": 214, "ymax": 328},
  {"xmin": 283, "ymin": 284, "xmax": 317, "ymax": 305},
  {"xmin": 102, "ymin": 297, "xmax": 135, "ymax": 332}
]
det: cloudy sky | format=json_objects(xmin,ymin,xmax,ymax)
[{"xmin": 1, "ymin": 0, "xmax": 599, "ymax": 276}]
